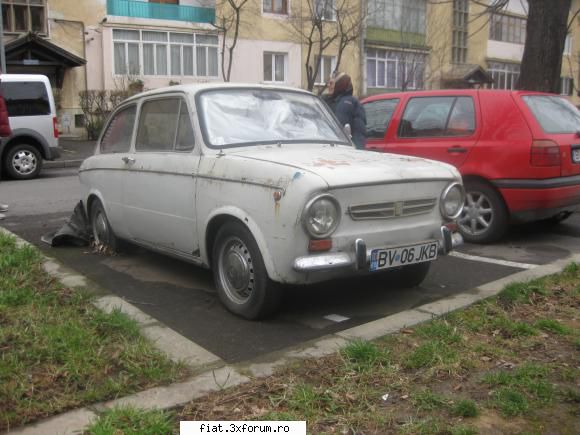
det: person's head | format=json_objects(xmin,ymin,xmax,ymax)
[{"xmin": 332, "ymin": 72, "xmax": 353, "ymax": 97}]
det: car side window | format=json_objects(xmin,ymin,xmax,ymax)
[
  {"xmin": 446, "ymin": 97, "xmax": 476, "ymax": 136},
  {"xmin": 1, "ymin": 82, "xmax": 51, "ymax": 117},
  {"xmin": 175, "ymin": 100, "xmax": 195, "ymax": 151},
  {"xmin": 136, "ymin": 98, "xmax": 180, "ymax": 152},
  {"xmin": 100, "ymin": 105, "xmax": 136, "ymax": 154},
  {"xmin": 399, "ymin": 97, "xmax": 455, "ymax": 138},
  {"xmin": 364, "ymin": 99, "xmax": 400, "ymax": 139}
]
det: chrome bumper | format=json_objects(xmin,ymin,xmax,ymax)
[{"xmin": 292, "ymin": 226, "xmax": 463, "ymax": 273}]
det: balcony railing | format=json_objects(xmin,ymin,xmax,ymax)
[{"xmin": 107, "ymin": 0, "xmax": 215, "ymax": 24}]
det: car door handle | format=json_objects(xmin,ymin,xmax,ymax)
[
  {"xmin": 122, "ymin": 157, "xmax": 136, "ymax": 164},
  {"xmin": 447, "ymin": 146, "xmax": 467, "ymax": 154}
]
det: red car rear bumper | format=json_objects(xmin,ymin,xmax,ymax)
[{"xmin": 494, "ymin": 175, "xmax": 580, "ymax": 222}]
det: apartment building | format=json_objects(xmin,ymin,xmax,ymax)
[{"xmin": 362, "ymin": 0, "xmax": 580, "ymax": 105}]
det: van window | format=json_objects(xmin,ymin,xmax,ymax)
[
  {"xmin": 522, "ymin": 95, "xmax": 580, "ymax": 134},
  {"xmin": 136, "ymin": 98, "xmax": 180, "ymax": 152},
  {"xmin": 1, "ymin": 82, "xmax": 50, "ymax": 117},
  {"xmin": 100, "ymin": 106, "xmax": 136, "ymax": 154},
  {"xmin": 364, "ymin": 99, "xmax": 399, "ymax": 139}
]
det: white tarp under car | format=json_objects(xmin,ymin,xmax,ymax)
[{"xmin": 55, "ymin": 84, "xmax": 464, "ymax": 320}]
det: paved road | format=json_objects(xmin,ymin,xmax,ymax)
[{"xmin": 1, "ymin": 168, "xmax": 579, "ymax": 363}]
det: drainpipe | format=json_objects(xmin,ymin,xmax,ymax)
[{"xmin": 0, "ymin": 0, "xmax": 6, "ymax": 74}]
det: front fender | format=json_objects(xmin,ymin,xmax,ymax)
[{"xmin": 202, "ymin": 206, "xmax": 282, "ymax": 282}]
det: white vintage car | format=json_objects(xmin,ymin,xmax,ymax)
[{"xmin": 79, "ymin": 84, "xmax": 464, "ymax": 319}]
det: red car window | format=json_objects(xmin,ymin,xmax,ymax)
[{"xmin": 364, "ymin": 98, "xmax": 399, "ymax": 139}]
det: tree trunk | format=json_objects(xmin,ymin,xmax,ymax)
[{"xmin": 516, "ymin": 0, "xmax": 571, "ymax": 92}]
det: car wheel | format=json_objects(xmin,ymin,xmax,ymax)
[
  {"xmin": 457, "ymin": 180, "xmax": 508, "ymax": 244},
  {"xmin": 4, "ymin": 144, "xmax": 42, "ymax": 180},
  {"xmin": 90, "ymin": 200, "xmax": 118, "ymax": 251},
  {"xmin": 387, "ymin": 261, "xmax": 431, "ymax": 288},
  {"xmin": 212, "ymin": 221, "xmax": 282, "ymax": 320}
]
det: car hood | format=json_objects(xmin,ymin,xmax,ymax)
[{"xmin": 223, "ymin": 144, "xmax": 460, "ymax": 187}]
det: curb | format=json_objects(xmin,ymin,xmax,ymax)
[
  {"xmin": 44, "ymin": 159, "xmax": 84, "ymax": 169},
  {"xmin": 3, "ymin": 225, "xmax": 579, "ymax": 434}
]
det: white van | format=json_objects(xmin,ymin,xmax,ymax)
[{"xmin": 0, "ymin": 74, "xmax": 60, "ymax": 179}]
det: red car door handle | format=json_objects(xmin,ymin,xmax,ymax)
[{"xmin": 447, "ymin": 146, "xmax": 467, "ymax": 153}]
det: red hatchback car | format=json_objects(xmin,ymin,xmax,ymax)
[{"xmin": 361, "ymin": 90, "xmax": 580, "ymax": 243}]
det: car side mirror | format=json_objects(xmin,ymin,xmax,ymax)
[{"xmin": 344, "ymin": 123, "xmax": 352, "ymax": 139}]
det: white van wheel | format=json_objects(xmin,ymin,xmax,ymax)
[{"xmin": 5, "ymin": 144, "xmax": 42, "ymax": 180}]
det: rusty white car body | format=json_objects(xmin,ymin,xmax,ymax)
[{"xmin": 79, "ymin": 84, "xmax": 464, "ymax": 319}]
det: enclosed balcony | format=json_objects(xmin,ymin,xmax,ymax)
[{"xmin": 107, "ymin": 0, "xmax": 215, "ymax": 25}]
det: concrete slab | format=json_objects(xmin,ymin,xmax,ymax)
[{"xmin": 7, "ymin": 408, "xmax": 97, "ymax": 435}]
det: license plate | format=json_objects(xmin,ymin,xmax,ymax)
[
  {"xmin": 573, "ymin": 147, "xmax": 580, "ymax": 163},
  {"xmin": 370, "ymin": 241, "xmax": 438, "ymax": 272}
]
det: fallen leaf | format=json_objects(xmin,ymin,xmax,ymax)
[
  {"xmin": 401, "ymin": 329, "xmax": 414, "ymax": 334},
  {"xmin": 401, "ymin": 395, "xmax": 409, "ymax": 400},
  {"xmin": 453, "ymin": 384, "xmax": 462, "ymax": 391},
  {"xmin": 481, "ymin": 356, "xmax": 492, "ymax": 362}
]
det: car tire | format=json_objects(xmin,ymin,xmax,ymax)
[
  {"xmin": 89, "ymin": 200, "xmax": 118, "ymax": 251},
  {"xmin": 387, "ymin": 261, "xmax": 431, "ymax": 288},
  {"xmin": 457, "ymin": 180, "xmax": 508, "ymax": 244},
  {"xmin": 4, "ymin": 144, "xmax": 43, "ymax": 180},
  {"xmin": 212, "ymin": 221, "xmax": 282, "ymax": 320}
]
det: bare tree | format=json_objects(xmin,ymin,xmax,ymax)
[
  {"xmin": 213, "ymin": 0, "xmax": 250, "ymax": 82},
  {"xmin": 287, "ymin": 0, "xmax": 365, "ymax": 92}
]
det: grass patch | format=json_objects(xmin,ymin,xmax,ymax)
[
  {"xmin": 85, "ymin": 407, "xmax": 173, "ymax": 435},
  {"xmin": 498, "ymin": 280, "xmax": 546, "ymax": 307},
  {"xmin": 404, "ymin": 341, "xmax": 458, "ymax": 370},
  {"xmin": 0, "ymin": 233, "xmax": 187, "ymax": 431},
  {"xmin": 415, "ymin": 319, "xmax": 462, "ymax": 344},
  {"xmin": 452, "ymin": 399, "xmax": 478, "ymax": 418},
  {"xmin": 493, "ymin": 387, "xmax": 529, "ymax": 416},
  {"xmin": 341, "ymin": 340, "xmax": 390, "ymax": 372},
  {"xmin": 412, "ymin": 389, "xmax": 447, "ymax": 411},
  {"xmin": 534, "ymin": 319, "xmax": 571, "ymax": 335},
  {"xmin": 450, "ymin": 425, "xmax": 478, "ymax": 435}
]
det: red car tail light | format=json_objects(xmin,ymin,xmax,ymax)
[
  {"xmin": 530, "ymin": 140, "xmax": 560, "ymax": 167},
  {"xmin": 53, "ymin": 117, "xmax": 59, "ymax": 138}
]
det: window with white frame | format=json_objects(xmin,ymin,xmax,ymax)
[
  {"xmin": 366, "ymin": 48, "xmax": 425, "ymax": 90},
  {"xmin": 489, "ymin": 61, "xmax": 520, "ymax": 89},
  {"xmin": 2, "ymin": 0, "xmax": 47, "ymax": 34},
  {"xmin": 263, "ymin": 52, "xmax": 287, "ymax": 83},
  {"xmin": 452, "ymin": 0, "xmax": 468, "ymax": 63},
  {"xmin": 315, "ymin": 55, "xmax": 336, "ymax": 85},
  {"xmin": 564, "ymin": 34, "xmax": 572, "ymax": 56},
  {"xmin": 315, "ymin": 0, "xmax": 335, "ymax": 21},
  {"xmin": 560, "ymin": 77, "xmax": 574, "ymax": 96},
  {"xmin": 489, "ymin": 13, "xmax": 526, "ymax": 44},
  {"xmin": 263, "ymin": 0, "xmax": 288, "ymax": 15},
  {"xmin": 112, "ymin": 29, "xmax": 219, "ymax": 78},
  {"xmin": 367, "ymin": 0, "xmax": 426, "ymax": 35}
]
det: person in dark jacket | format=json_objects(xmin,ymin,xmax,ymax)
[
  {"xmin": 0, "ymin": 89, "xmax": 12, "ymax": 220},
  {"xmin": 323, "ymin": 72, "xmax": 367, "ymax": 149}
]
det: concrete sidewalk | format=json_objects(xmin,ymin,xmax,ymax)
[{"xmin": 44, "ymin": 138, "xmax": 96, "ymax": 169}]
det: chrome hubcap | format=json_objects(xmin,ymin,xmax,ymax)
[
  {"xmin": 12, "ymin": 150, "xmax": 37, "ymax": 175},
  {"xmin": 458, "ymin": 191, "xmax": 494, "ymax": 236},
  {"xmin": 218, "ymin": 237, "xmax": 254, "ymax": 305}
]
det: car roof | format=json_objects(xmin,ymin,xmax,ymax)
[
  {"xmin": 125, "ymin": 82, "xmax": 314, "ymax": 103},
  {"xmin": 361, "ymin": 89, "xmax": 559, "ymax": 103},
  {"xmin": 0, "ymin": 73, "xmax": 51, "ymax": 84}
]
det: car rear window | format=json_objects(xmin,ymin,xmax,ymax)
[
  {"xmin": 364, "ymin": 98, "xmax": 399, "ymax": 139},
  {"xmin": 522, "ymin": 95, "xmax": 580, "ymax": 134},
  {"xmin": 0, "ymin": 82, "xmax": 51, "ymax": 117}
]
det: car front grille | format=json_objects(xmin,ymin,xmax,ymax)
[{"xmin": 347, "ymin": 198, "xmax": 437, "ymax": 220}]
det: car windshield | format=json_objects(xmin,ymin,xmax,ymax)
[
  {"xmin": 522, "ymin": 95, "xmax": 580, "ymax": 134},
  {"xmin": 198, "ymin": 89, "xmax": 349, "ymax": 148}
]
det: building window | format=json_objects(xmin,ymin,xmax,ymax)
[
  {"xmin": 366, "ymin": 48, "xmax": 425, "ymax": 90},
  {"xmin": 1, "ymin": 0, "xmax": 47, "ymax": 34},
  {"xmin": 263, "ymin": 0, "xmax": 288, "ymax": 15},
  {"xmin": 315, "ymin": 0, "xmax": 335, "ymax": 21},
  {"xmin": 367, "ymin": 0, "xmax": 426, "ymax": 35},
  {"xmin": 452, "ymin": 0, "xmax": 468, "ymax": 63},
  {"xmin": 263, "ymin": 52, "xmax": 287, "ymax": 83},
  {"xmin": 489, "ymin": 61, "xmax": 520, "ymax": 89},
  {"xmin": 112, "ymin": 29, "xmax": 219, "ymax": 78},
  {"xmin": 315, "ymin": 55, "xmax": 336, "ymax": 85},
  {"xmin": 564, "ymin": 34, "xmax": 572, "ymax": 56},
  {"xmin": 560, "ymin": 77, "xmax": 574, "ymax": 96},
  {"xmin": 489, "ymin": 13, "xmax": 526, "ymax": 44}
]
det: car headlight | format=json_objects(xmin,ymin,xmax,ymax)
[
  {"xmin": 303, "ymin": 194, "xmax": 341, "ymax": 238},
  {"xmin": 440, "ymin": 182, "xmax": 465, "ymax": 219}
]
